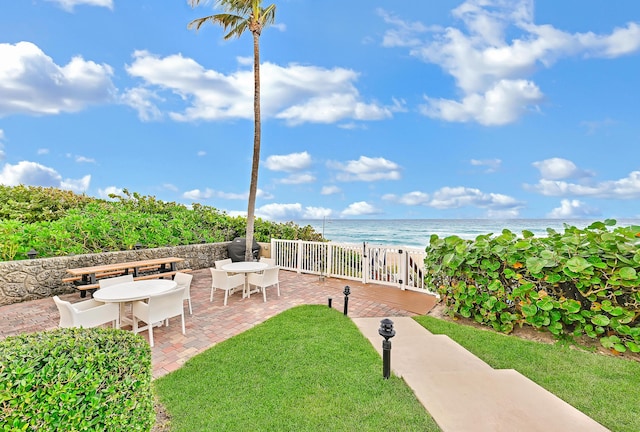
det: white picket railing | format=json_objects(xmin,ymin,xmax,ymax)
[{"xmin": 271, "ymin": 239, "xmax": 432, "ymax": 293}]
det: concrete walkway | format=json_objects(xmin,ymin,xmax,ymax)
[{"xmin": 353, "ymin": 317, "xmax": 610, "ymax": 432}]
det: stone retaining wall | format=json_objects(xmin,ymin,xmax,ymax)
[{"xmin": 0, "ymin": 243, "xmax": 231, "ymax": 306}]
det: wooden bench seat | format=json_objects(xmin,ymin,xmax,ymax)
[{"xmin": 72, "ymin": 269, "xmax": 192, "ymax": 291}]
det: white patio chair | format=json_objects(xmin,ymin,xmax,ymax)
[
  {"xmin": 174, "ymin": 272, "xmax": 194, "ymax": 315},
  {"xmin": 247, "ymin": 266, "xmax": 280, "ymax": 302},
  {"xmin": 259, "ymin": 257, "xmax": 275, "ymax": 266},
  {"xmin": 131, "ymin": 287, "xmax": 185, "ymax": 347},
  {"xmin": 214, "ymin": 258, "xmax": 232, "ymax": 269},
  {"xmin": 210, "ymin": 268, "xmax": 244, "ymax": 306},
  {"xmin": 98, "ymin": 274, "xmax": 133, "ymax": 288},
  {"xmin": 53, "ymin": 296, "xmax": 120, "ymax": 329}
]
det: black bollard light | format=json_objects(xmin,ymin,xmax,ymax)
[
  {"xmin": 27, "ymin": 248, "xmax": 37, "ymax": 259},
  {"xmin": 378, "ymin": 318, "xmax": 396, "ymax": 379},
  {"xmin": 328, "ymin": 297, "xmax": 332, "ymax": 308},
  {"xmin": 343, "ymin": 285, "xmax": 351, "ymax": 315}
]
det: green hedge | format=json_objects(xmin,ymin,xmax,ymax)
[
  {"xmin": 0, "ymin": 328, "xmax": 154, "ymax": 431},
  {"xmin": 424, "ymin": 219, "xmax": 640, "ymax": 354},
  {"xmin": 0, "ymin": 186, "xmax": 323, "ymax": 260}
]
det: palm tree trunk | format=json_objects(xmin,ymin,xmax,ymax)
[{"xmin": 245, "ymin": 30, "xmax": 261, "ymax": 261}]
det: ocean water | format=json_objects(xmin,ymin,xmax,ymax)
[{"xmin": 296, "ymin": 219, "xmax": 640, "ymax": 249}]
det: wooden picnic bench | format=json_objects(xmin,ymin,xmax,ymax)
[{"xmin": 64, "ymin": 257, "xmax": 191, "ymax": 297}]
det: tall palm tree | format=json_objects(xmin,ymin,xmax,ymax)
[{"xmin": 188, "ymin": 0, "xmax": 276, "ymax": 261}]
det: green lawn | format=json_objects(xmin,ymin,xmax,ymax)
[
  {"xmin": 154, "ymin": 306, "xmax": 640, "ymax": 432},
  {"xmin": 415, "ymin": 315, "xmax": 640, "ymax": 432},
  {"xmin": 154, "ymin": 306, "xmax": 439, "ymax": 431}
]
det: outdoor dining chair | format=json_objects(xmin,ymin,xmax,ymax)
[
  {"xmin": 209, "ymin": 268, "xmax": 244, "ymax": 306},
  {"xmin": 131, "ymin": 286, "xmax": 186, "ymax": 347},
  {"xmin": 98, "ymin": 274, "xmax": 134, "ymax": 288},
  {"xmin": 53, "ymin": 296, "xmax": 120, "ymax": 329},
  {"xmin": 247, "ymin": 266, "xmax": 280, "ymax": 302},
  {"xmin": 174, "ymin": 271, "xmax": 194, "ymax": 314},
  {"xmin": 259, "ymin": 257, "xmax": 276, "ymax": 266},
  {"xmin": 214, "ymin": 258, "xmax": 232, "ymax": 269}
]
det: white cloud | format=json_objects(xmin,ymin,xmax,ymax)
[
  {"xmin": 182, "ymin": 187, "xmax": 273, "ymax": 201},
  {"xmin": 547, "ymin": 199, "xmax": 600, "ymax": 218},
  {"xmin": 321, "ymin": 185, "xmax": 341, "ymax": 195},
  {"xmin": 429, "ymin": 186, "xmax": 523, "ymax": 211},
  {"xmin": 255, "ymin": 203, "xmax": 302, "ymax": 221},
  {"xmin": 329, "ymin": 156, "xmax": 401, "ymax": 182},
  {"xmin": 162, "ymin": 183, "xmax": 178, "ymax": 192},
  {"xmin": 37, "ymin": 148, "xmax": 50, "ymax": 155},
  {"xmin": 265, "ymin": 151, "xmax": 311, "ymax": 172},
  {"xmin": 532, "ymin": 157, "xmax": 593, "ymax": 180},
  {"xmin": 378, "ymin": 9, "xmax": 433, "ymax": 48},
  {"xmin": 183, "ymin": 188, "xmax": 214, "ymax": 200},
  {"xmin": 470, "ymin": 158, "xmax": 502, "ymax": 173},
  {"xmin": 124, "ymin": 51, "xmax": 396, "ymax": 125},
  {"xmin": 0, "ymin": 129, "xmax": 5, "ymax": 160},
  {"xmin": 253, "ymin": 203, "xmax": 332, "ymax": 220},
  {"xmin": 383, "ymin": 0, "xmax": 640, "ymax": 125},
  {"xmin": 420, "ymin": 79, "xmax": 543, "ymax": 126},
  {"xmin": 527, "ymin": 171, "xmax": 640, "ymax": 199},
  {"xmin": 46, "ymin": 0, "xmax": 113, "ymax": 12},
  {"xmin": 98, "ymin": 186, "xmax": 124, "ymax": 199},
  {"xmin": 0, "ymin": 160, "xmax": 89, "ymax": 193},
  {"xmin": 302, "ymin": 207, "xmax": 333, "ymax": 219},
  {"xmin": 387, "ymin": 191, "xmax": 431, "ymax": 206},
  {"xmin": 0, "ymin": 42, "xmax": 115, "ymax": 117},
  {"xmin": 341, "ymin": 201, "xmax": 381, "ymax": 216},
  {"xmin": 197, "ymin": 151, "xmax": 206, "ymax": 157},
  {"xmin": 74, "ymin": 155, "xmax": 95, "ymax": 163},
  {"xmin": 120, "ymin": 87, "xmax": 163, "ymax": 122},
  {"xmin": 279, "ymin": 173, "xmax": 316, "ymax": 185}
]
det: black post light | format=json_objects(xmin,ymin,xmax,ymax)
[
  {"xmin": 328, "ymin": 297, "xmax": 332, "ymax": 308},
  {"xmin": 27, "ymin": 249, "xmax": 37, "ymax": 259},
  {"xmin": 378, "ymin": 318, "xmax": 396, "ymax": 379},
  {"xmin": 343, "ymin": 285, "xmax": 351, "ymax": 315}
]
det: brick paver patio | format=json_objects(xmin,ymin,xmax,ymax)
[{"xmin": 0, "ymin": 269, "xmax": 437, "ymax": 378}]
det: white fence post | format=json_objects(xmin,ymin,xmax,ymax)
[{"xmin": 296, "ymin": 240, "xmax": 303, "ymax": 274}]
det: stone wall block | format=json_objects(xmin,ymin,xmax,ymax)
[{"xmin": 0, "ymin": 242, "xmax": 230, "ymax": 306}]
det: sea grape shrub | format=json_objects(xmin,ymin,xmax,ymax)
[
  {"xmin": 0, "ymin": 328, "xmax": 154, "ymax": 431},
  {"xmin": 0, "ymin": 186, "xmax": 323, "ymax": 260},
  {"xmin": 424, "ymin": 219, "xmax": 640, "ymax": 354}
]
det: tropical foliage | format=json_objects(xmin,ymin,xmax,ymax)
[
  {"xmin": 424, "ymin": 219, "xmax": 640, "ymax": 354},
  {"xmin": 0, "ymin": 186, "xmax": 322, "ymax": 261}
]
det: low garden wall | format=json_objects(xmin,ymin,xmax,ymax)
[{"xmin": 0, "ymin": 242, "xmax": 233, "ymax": 306}]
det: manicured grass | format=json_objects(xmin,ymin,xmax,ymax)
[
  {"xmin": 154, "ymin": 306, "xmax": 439, "ymax": 431},
  {"xmin": 415, "ymin": 315, "xmax": 640, "ymax": 432}
]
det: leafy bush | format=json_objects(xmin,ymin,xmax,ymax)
[
  {"xmin": 0, "ymin": 187, "xmax": 323, "ymax": 260},
  {"xmin": 424, "ymin": 219, "xmax": 640, "ymax": 354},
  {"xmin": 0, "ymin": 328, "xmax": 154, "ymax": 431}
]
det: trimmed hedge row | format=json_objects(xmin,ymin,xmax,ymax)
[
  {"xmin": 424, "ymin": 219, "xmax": 640, "ymax": 354},
  {"xmin": 0, "ymin": 328, "xmax": 154, "ymax": 431}
]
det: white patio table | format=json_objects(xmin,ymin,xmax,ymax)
[
  {"xmin": 93, "ymin": 279, "xmax": 177, "ymax": 327},
  {"xmin": 222, "ymin": 261, "xmax": 268, "ymax": 298}
]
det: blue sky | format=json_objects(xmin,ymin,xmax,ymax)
[{"xmin": 1, "ymin": 0, "xmax": 640, "ymax": 221}]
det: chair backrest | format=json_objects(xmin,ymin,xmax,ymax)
[
  {"xmin": 214, "ymin": 258, "xmax": 232, "ymax": 269},
  {"xmin": 99, "ymin": 274, "xmax": 134, "ymax": 289},
  {"xmin": 260, "ymin": 257, "xmax": 276, "ymax": 266},
  {"xmin": 53, "ymin": 296, "xmax": 74, "ymax": 328},
  {"xmin": 174, "ymin": 272, "xmax": 193, "ymax": 299},
  {"xmin": 262, "ymin": 266, "xmax": 280, "ymax": 286},
  {"xmin": 210, "ymin": 268, "xmax": 235, "ymax": 289},
  {"xmin": 146, "ymin": 287, "xmax": 185, "ymax": 322}
]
